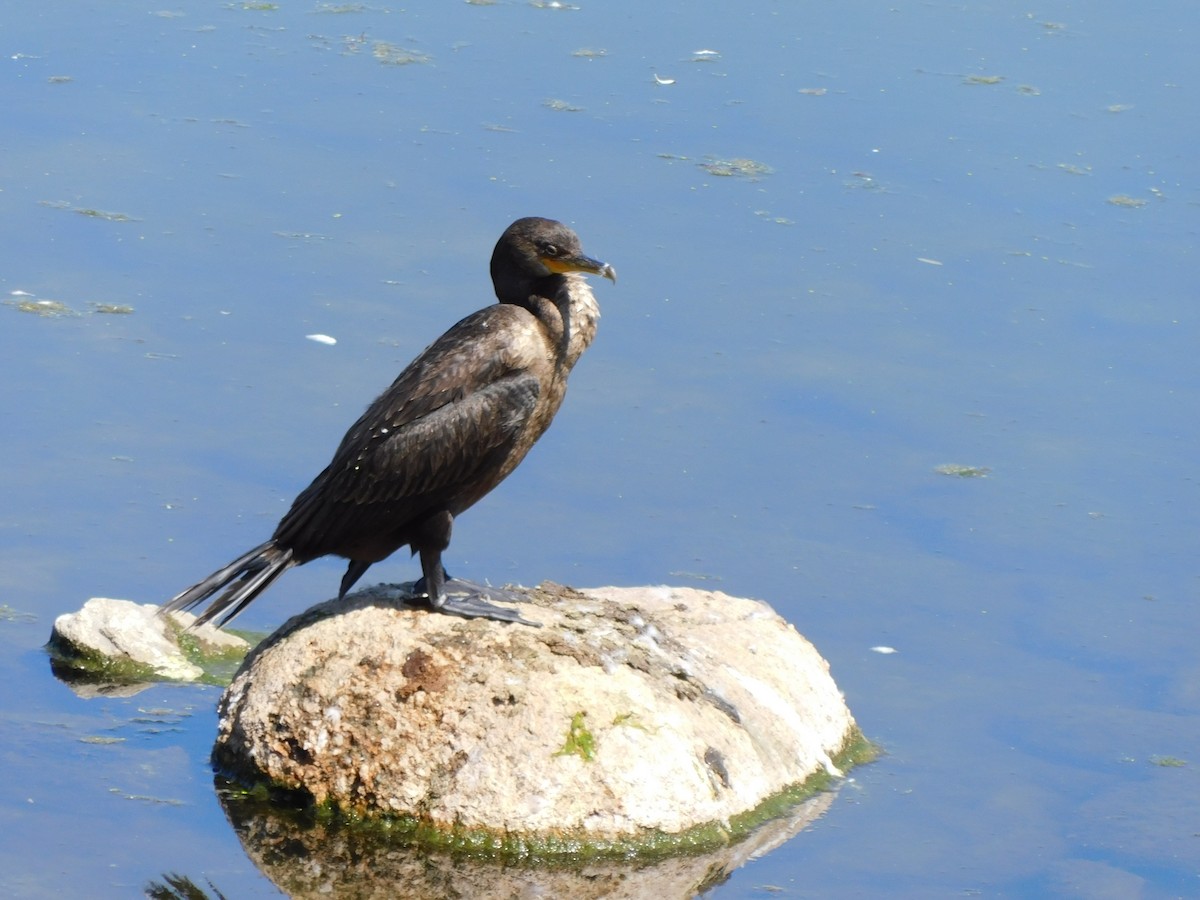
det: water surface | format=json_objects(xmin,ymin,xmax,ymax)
[{"xmin": 2, "ymin": 1, "xmax": 1198, "ymax": 896}]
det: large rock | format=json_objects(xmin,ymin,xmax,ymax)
[{"xmin": 215, "ymin": 582, "xmax": 862, "ymax": 855}]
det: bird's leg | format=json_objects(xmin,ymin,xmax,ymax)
[
  {"xmin": 409, "ymin": 513, "xmax": 537, "ymax": 626},
  {"xmin": 338, "ymin": 559, "xmax": 372, "ymax": 601},
  {"xmin": 410, "ymin": 511, "xmax": 452, "ymax": 604},
  {"xmin": 413, "ymin": 547, "xmax": 447, "ymax": 606}
]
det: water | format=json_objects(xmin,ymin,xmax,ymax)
[{"xmin": 2, "ymin": 1, "xmax": 1198, "ymax": 896}]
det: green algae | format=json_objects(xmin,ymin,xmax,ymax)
[
  {"xmin": 218, "ymin": 726, "xmax": 876, "ymax": 863},
  {"xmin": 45, "ymin": 616, "xmax": 257, "ymax": 688},
  {"xmin": 171, "ymin": 629, "xmax": 255, "ymax": 686},
  {"xmin": 553, "ymin": 711, "xmax": 596, "ymax": 761},
  {"xmin": 45, "ymin": 635, "xmax": 164, "ymax": 684}
]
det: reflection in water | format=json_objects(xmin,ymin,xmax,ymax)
[
  {"xmin": 145, "ymin": 873, "xmax": 230, "ymax": 900},
  {"xmin": 210, "ymin": 779, "xmax": 837, "ymax": 899},
  {"xmin": 46, "ymin": 657, "xmax": 156, "ymax": 699}
]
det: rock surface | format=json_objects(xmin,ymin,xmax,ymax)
[
  {"xmin": 216, "ymin": 582, "xmax": 860, "ymax": 852},
  {"xmin": 49, "ymin": 597, "xmax": 249, "ymax": 683}
]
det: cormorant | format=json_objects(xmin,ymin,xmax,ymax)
[{"xmin": 161, "ymin": 217, "xmax": 615, "ymax": 628}]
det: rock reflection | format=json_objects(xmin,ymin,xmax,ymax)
[{"xmin": 214, "ymin": 781, "xmax": 837, "ymax": 899}]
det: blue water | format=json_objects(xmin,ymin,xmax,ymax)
[{"xmin": 3, "ymin": 1, "xmax": 1198, "ymax": 896}]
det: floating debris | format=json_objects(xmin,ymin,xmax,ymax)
[
  {"xmin": 870, "ymin": 646, "xmax": 898, "ymax": 655},
  {"xmin": 753, "ymin": 210, "xmax": 793, "ymax": 225},
  {"xmin": 690, "ymin": 49, "xmax": 720, "ymax": 62},
  {"xmin": 1107, "ymin": 103, "xmax": 1134, "ymax": 113},
  {"xmin": 241, "ymin": 2, "xmax": 278, "ymax": 10},
  {"xmin": 1149, "ymin": 756, "xmax": 1187, "ymax": 768},
  {"xmin": 334, "ymin": 32, "xmax": 368, "ymax": 53},
  {"xmin": 698, "ymin": 156, "xmax": 773, "ymax": 178},
  {"xmin": 934, "ymin": 464, "xmax": 991, "ymax": 478},
  {"xmin": 916, "ymin": 257, "xmax": 943, "ymax": 266},
  {"xmin": 4, "ymin": 297, "xmax": 79, "ymax": 317},
  {"xmin": 572, "ymin": 48, "xmax": 607, "ymax": 58},
  {"xmin": 76, "ymin": 207, "xmax": 136, "ymax": 221},
  {"xmin": 1107, "ymin": 194, "xmax": 1147, "ymax": 208},
  {"xmin": 1017, "ymin": 84, "xmax": 1040, "ymax": 96},
  {"xmin": 653, "ymin": 73, "xmax": 675, "ymax": 85},
  {"xmin": 372, "ymin": 42, "xmax": 430, "ymax": 65},
  {"xmin": 845, "ymin": 171, "xmax": 887, "ymax": 191},
  {"xmin": 798, "ymin": 87, "xmax": 827, "ymax": 96},
  {"xmin": 668, "ymin": 570, "xmax": 722, "ymax": 581},
  {"xmin": 1057, "ymin": 163, "xmax": 1091, "ymax": 176},
  {"xmin": 90, "ymin": 302, "xmax": 135, "ymax": 314},
  {"xmin": 315, "ymin": 3, "xmax": 367, "ymax": 12},
  {"xmin": 963, "ymin": 74, "xmax": 1004, "ymax": 85},
  {"xmin": 529, "ymin": 0, "xmax": 578, "ymax": 9},
  {"xmin": 0, "ymin": 604, "xmax": 37, "ymax": 623},
  {"xmin": 79, "ymin": 735, "xmax": 126, "ymax": 745},
  {"xmin": 117, "ymin": 792, "xmax": 186, "ymax": 806},
  {"xmin": 48, "ymin": 75, "xmax": 73, "ymax": 84},
  {"xmin": 306, "ymin": 333, "xmax": 337, "ymax": 345},
  {"xmin": 273, "ymin": 230, "xmax": 331, "ymax": 241},
  {"xmin": 543, "ymin": 98, "xmax": 584, "ymax": 112},
  {"xmin": 38, "ymin": 199, "xmax": 139, "ymax": 222}
]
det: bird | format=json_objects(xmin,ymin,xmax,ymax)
[{"xmin": 161, "ymin": 217, "xmax": 615, "ymax": 628}]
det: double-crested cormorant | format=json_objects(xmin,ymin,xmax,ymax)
[{"xmin": 161, "ymin": 217, "xmax": 615, "ymax": 628}]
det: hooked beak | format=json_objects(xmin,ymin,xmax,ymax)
[{"xmin": 542, "ymin": 253, "xmax": 617, "ymax": 284}]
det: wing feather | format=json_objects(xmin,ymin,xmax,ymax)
[{"xmin": 273, "ymin": 304, "xmax": 549, "ymax": 557}]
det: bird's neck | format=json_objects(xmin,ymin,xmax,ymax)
[{"xmin": 516, "ymin": 274, "xmax": 601, "ymax": 372}]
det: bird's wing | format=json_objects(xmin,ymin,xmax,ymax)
[
  {"xmin": 274, "ymin": 305, "xmax": 549, "ymax": 548},
  {"xmin": 331, "ymin": 370, "xmax": 542, "ymax": 505}
]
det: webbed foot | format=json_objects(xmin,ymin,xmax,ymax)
[{"xmin": 410, "ymin": 576, "xmax": 539, "ymax": 627}]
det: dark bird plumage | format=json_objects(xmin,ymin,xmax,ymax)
[{"xmin": 161, "ymin": 217, "xmax": 615, "ymax": 627}]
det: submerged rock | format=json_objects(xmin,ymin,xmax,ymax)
[
  {"xmin": 216, "ymin": 582, "xmax": 862, "ymax": 855},
  {"xmin": 49, "ymin": 597, "xmax": 250, "ymax": 684}
]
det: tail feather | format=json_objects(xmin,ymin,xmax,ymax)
[{"xmin": 161, "ymin": 540, "xmax": 295, "ymax": 628}]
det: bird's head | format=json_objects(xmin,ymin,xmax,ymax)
[{"xmin": 491, "ymin": 217, "xmax": 615, "ymax": 303}]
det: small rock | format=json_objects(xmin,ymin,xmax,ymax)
[
  {"xmin": 215, "ymin": 582, "xmax": 862, "ymax": 855},
  {"xmin": 49, "ymin": 597, "xmax": 249, "ymax": 683}
]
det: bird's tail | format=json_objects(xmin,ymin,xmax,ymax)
[{"xmin": 160, "ymin": 540, "xmax": 295, "ymax": 628}]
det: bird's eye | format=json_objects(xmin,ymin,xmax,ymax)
[{"xmin": 542, "ymin": 243, "xmax": 561, "ymax": 257}]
